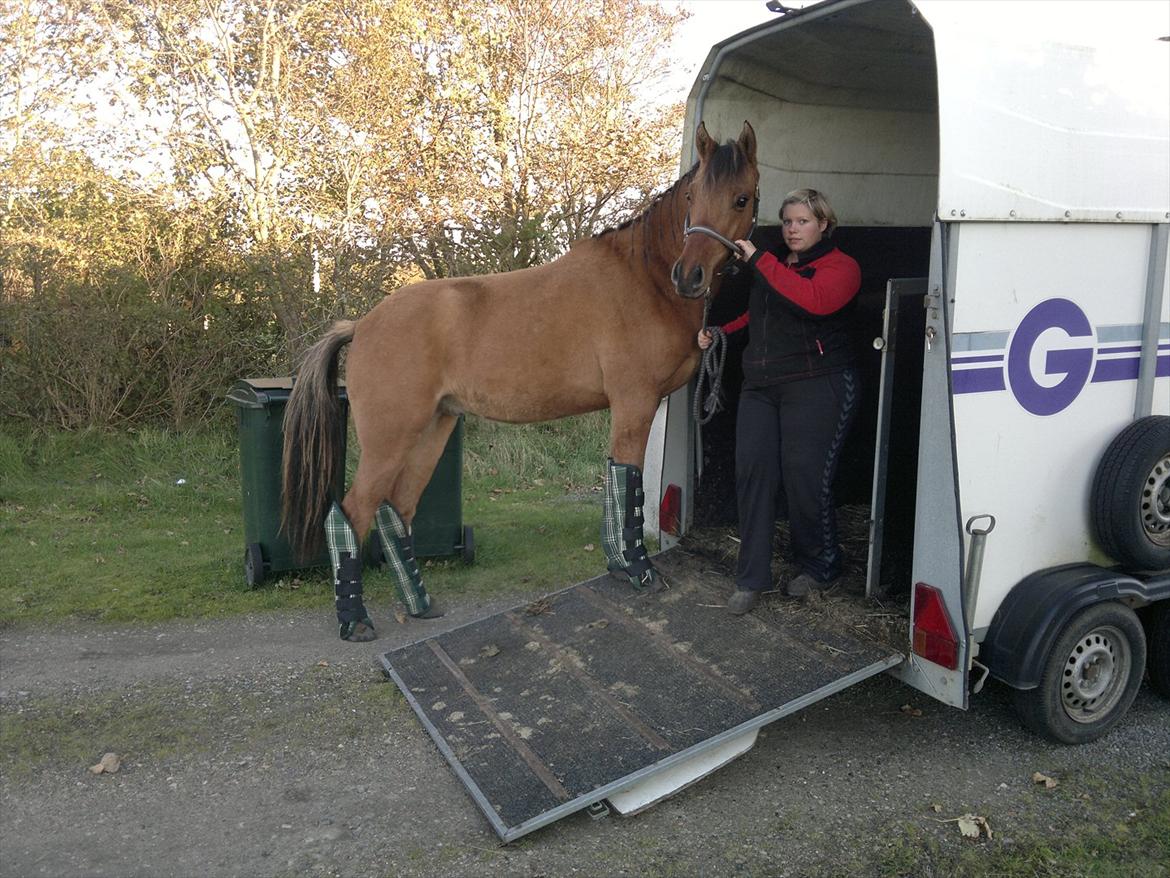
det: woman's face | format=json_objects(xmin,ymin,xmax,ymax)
[{"xmin": 781, "ymin": 202, "xmax": 828, "ymax": 255}]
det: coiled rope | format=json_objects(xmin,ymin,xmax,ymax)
[{"xmin": 693, "ymin": 301, "xmax": 727, "ymax": 425}]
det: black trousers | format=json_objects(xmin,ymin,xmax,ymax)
[{"xmin": 734, "ymin": 367, "xmax": 859, "ymax": 590}]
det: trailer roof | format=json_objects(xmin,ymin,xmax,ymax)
[{"xmin": 684, "ymin": 0, "xmax": 1170, "ymax": 225}]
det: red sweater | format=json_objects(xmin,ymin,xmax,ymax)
[{"xmin": 722, "ymin": 245, "xmax": 861, "ymax": 334}]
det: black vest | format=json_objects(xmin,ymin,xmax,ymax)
[{"xmin": 742, "ymin": 240, "xmax": 858, "ymax": 387}]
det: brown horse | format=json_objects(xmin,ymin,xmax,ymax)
[{"xmin": 282, "ymin": 120, "xmax": 759, "ymax": 634}]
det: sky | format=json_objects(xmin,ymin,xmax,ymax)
[{"xmin": 660, "ymin": 0, "xmax": 804, "ymax": 99}]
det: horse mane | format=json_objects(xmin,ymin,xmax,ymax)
[{"xmin": 589, "ymin": 139, "xmax": 749, "ymax": 276}]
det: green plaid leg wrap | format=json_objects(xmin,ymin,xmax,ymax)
[
  {"xmin": 601, "ymin": 459, "xmax": 657, "ymax": 589},
  {"xmin": 374, "ymin": 502, "xmax": 431, "ymax": 616},
  {"xmin": 601, "ymin": 458, "xmax": 626, "ymax": 573},
  {"xmin": 325, "ymin": 502, "xmax": 373, "ymax": 634}
]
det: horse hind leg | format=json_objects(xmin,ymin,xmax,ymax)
[
  {"xmin": 324, "ymin": 501, "xmax": 377, "ymax": 642},
  {"xmin": 372, "ymin": 412, "xmax": 459, "ymax": 620},
  {"xmin": 327, "ymin": 411, "xmax": 434, "ymax": 640}
]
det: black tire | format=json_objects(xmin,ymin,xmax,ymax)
[
  {"xmin": 1145, "ymin": 601, "xmax": 1170, "ymax": 699},
  {"xmin": 1091, "ymin": 415, "xmax": 1170, "ymax": 571},
  {"xmin": 1013, "ymin": 601, "xmax": 1147, "ymax": 744},
  {"xmin": 461, "ymin": 525, "xmax": 476, "ymax": 565},
  {"xmin": 244, "ymin": 543, "xmax": 265, "ymax": 588}
]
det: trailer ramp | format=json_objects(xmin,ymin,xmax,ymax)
[{"xmin": 380, "ymin": 549, "xmax": 902, "ymax": 842}]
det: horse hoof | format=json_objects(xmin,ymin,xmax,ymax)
[
  {"xmin": 340, "ymin": 620, "xmax": 377, "ymax": 642},
  {"xmin": 410, "ymin": 599, "xmax": 445, "ymax": 620}
]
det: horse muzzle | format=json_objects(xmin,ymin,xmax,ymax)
[{"xmin": 671, "ymin": 259, "xmax": 709, "ymax": 299}]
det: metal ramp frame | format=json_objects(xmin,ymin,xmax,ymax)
[{"xmin": 380, "ymin": 549, "xmax": 903, "ymax": 842}]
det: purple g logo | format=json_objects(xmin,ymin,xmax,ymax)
[{"xmin": 1006, "ymin": 299, "xmax": 1095, "ymax": 416}]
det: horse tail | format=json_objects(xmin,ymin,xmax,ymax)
[{"xmin": 281, "ymin": 320, "xmax": 356, "ymax": 561}]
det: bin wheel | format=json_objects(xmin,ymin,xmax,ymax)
[
  {"xmin": 244, "ymin": 543, "xmax": 265, "ymax": 588},
  {"xmin": 1090, "ymin": 415, "xmax": 1170, "ymax": 571},
  {"xmin": 461, "ymin": 525, "xmax": 476, "ymax": 565},
  {"xmin": 1013, "ymin": 601, "xmax": 1146, "ymax": 744},
  {"xmin": 1146, "ymin": 601, "xmax": 1170, "ymax": 699}
]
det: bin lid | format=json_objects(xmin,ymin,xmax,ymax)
[{"xmin": 227, "ymin": 377, "xmax": 347, "ymax": 409}]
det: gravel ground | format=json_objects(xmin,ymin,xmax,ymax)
[{"xmin": 2, "ymin": 581, "xmax": 1168, "ymax": 878}]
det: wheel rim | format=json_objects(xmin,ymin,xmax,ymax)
[
  {"xmin": 1143, "ymin": 453, "xmax": 1170, "ymax": 548},
  {"xmin": 1060, "ymin": 625, "xmax": 1131, "ymax": 723}
]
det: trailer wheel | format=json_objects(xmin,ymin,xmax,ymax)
[
  {"xmin": 1091, "ymin": 416, "xmax": 1170, "ymax": 571},
  {"xmin": 1145, "ymin": 601, "xmax": 1170, "ymax": 699},
  {"xmin": 1013, "ymin": 602, "xmax": 1146, "ymax": 744}
]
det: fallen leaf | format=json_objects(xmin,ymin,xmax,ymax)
[
  {"xmin": 950, "ymin": 813, "xmax": 992, "ymax": 840},
  {"xmin": 394, "ymin": 607, "xmax": 407, "ymax": 624},
  {"xmin": 316, "ymin": 660, "xmax": 329, "ymax": 667},
  {"xmin": 956, "ymin": 815, "xmax": 980, "ymax": 839},
  {"xmin": 89, "ymin": 752, "xmax": 121, "ymax": 775},
  {"xmin": 583, "ymin": 543, "xmax": 595, "ymax": 552},
  {"xmin": 1032, "ymin": 771, "xmax": 1058, "ymax": 789},
  {"xmin": 900, "ymin": 703, "xmax": 923, "ymax": 717},
  {"xmin": 586, "ymin": 619, "xmax": 609, "ymax": 629},
  {"xmin": 975, "ymin": 815, "xmax": 993, "ymax": 840},
  {"xmin": 931, "ymin": 803, "xmax": 943, "ymax": 813},
  {"xmin": 481, "ymin": 644, "xmax": 500, "ymax": 657}
]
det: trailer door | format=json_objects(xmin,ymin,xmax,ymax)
[{"xmin": 887, "ymin": 222, "xmax": 970, "ymax": 709}]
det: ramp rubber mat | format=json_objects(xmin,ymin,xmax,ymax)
[{"xmin": 380, "ymin": 548, "xmax": 903, "ymax": 841}]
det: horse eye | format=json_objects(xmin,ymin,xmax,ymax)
[{"xmin": 735, "ymin": 195, "xmax": 749, "ymax": 209}]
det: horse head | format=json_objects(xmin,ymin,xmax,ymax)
[{"xmin": 671, "ymin": 121, "xmax": 760, "ymax": 300}]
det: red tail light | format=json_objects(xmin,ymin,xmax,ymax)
[
  {"xmin": 912, "ymin": 582, "xmax": 959, "ymax": 670},
  {"xmin": 660, "ymin": 483, "xmax": 681, "ymax": 536}
]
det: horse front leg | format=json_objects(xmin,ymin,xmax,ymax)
[{"xmin": 602, "ymin": 397, "xmax": 662, "ymax": 590}]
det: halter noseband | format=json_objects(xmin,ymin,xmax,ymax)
[{"xmin": 683, "ymin": 188, "xmax": 760, "ymax": 260}]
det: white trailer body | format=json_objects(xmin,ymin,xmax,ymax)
[{"xmin": 647, "ymin": 0, "xmax": 1170, "ymax": 715}]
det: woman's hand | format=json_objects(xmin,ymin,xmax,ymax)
[
  {"xmin": 736, "ymin": 239, "xmax": 756, "ymax": 260},
  {"xmin": 697, "ymin": 329, "xmax": 714, "ymax": 350}
]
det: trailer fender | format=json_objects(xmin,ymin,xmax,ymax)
[{"xmin": 980, "ymin": 563, "xmax": 1170, "ymax": 690}]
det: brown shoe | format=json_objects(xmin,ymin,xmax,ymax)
[
  {"xmin": 785, "ymin": 573, "xmax": 834, "ymax": 597},
  {"xmin": 727, "ymin": 588, "xmax": 761, "ymax": 615}
]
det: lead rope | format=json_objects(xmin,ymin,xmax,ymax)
[{"xmin": 693, "ymin": 299, "xmax": 727, "ymax": 426}]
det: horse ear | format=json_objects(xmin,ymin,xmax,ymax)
[
  {"xmin": 695, "ymin": 121, "xmax": 715, "ymax": 162},
  {"xmin": 738, "ymin": 121, "xmax": 757, "ymax": 165}
]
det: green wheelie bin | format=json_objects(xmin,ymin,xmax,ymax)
[{"xmin": 227, "ymin": 377, "xmax": 473, "ymax": 588}]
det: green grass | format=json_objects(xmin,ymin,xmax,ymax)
[{"xmin": 0, "ymin": 412, "xmax": 612, "ymax": 625}]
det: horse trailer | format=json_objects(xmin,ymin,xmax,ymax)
[
  {"xmin": 647, "ymin": 0, "xmax": 1169, "ymax": 736},
  {"xmin": 380, "ymin": 0, "xmax": 1168, "ymax": 841}
]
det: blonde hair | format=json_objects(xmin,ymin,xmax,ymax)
[{"xmin": 781, "ymin": 188, "xmax": 838, "ymax": 237}]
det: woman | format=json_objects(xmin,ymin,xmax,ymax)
[{"xmin": 698, "ymin": 189, "xmax": 861, "ymax": 615}]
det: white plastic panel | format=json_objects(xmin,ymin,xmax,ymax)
[
  {"xmin": 917, "ymin": 0, "xmax": 1170, "ymax": 223},
  {"xmin": 949, "ymin": 222, "xmax": 1170, "ymax": 630}
]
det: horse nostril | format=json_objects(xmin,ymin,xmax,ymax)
[
  {"xmin": 671, "ymin": 260, "xmax": 682, "ymax": 289},
  {"xmin": 688, "ymin": 265, "xmax": 705, "ymax": 291}
]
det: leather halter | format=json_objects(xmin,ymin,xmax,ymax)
[{"xmin": 682, "ymin": 188, "xmax": 760, "ymax": 260}]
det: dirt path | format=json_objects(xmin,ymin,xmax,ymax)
[{"xmin": 2, "ymin": 588, "xmax": 1168, "ymax": 878}]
